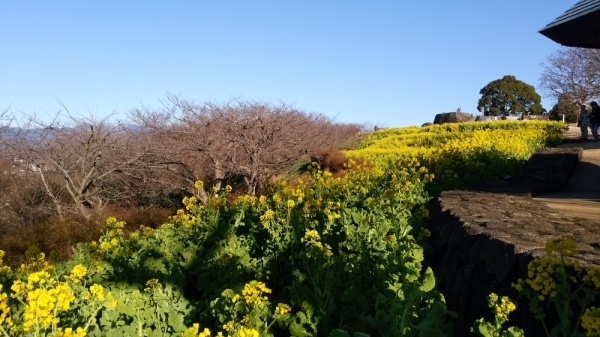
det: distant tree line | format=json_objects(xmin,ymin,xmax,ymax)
[
  {"xmin": 475, "ymin": 47, "xmax": 600, "ymax": 123},
  {"xmin": 539, "ymin": 47, "xmax": 600, "ymax": 123}
]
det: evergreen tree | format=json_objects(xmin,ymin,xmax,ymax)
[
  {"xmin": 548, "ymin": 93, "xmax": 578, "ymax": 123},
  {"xmin": 477, "ymin": 75, "xmax": 543, "ymax": 116}
]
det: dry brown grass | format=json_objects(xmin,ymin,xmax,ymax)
[{"xmin": 0, "ymin": 206, "xmax": 174, "ymax": 267}]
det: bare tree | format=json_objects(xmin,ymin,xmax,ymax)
[
  {"xmin": 0, "ymin": 158, "xmax": 56, "ymax": 235},
  {"xmin": 4, "ymin": 112, "xmax": 156, "ymax": 219},
  {"xmin": 539, "ymin": 47, "xmax": 600, "ymax": 105},
  {"xmin": 221, "ymin": 101, "xmax": 359, "ymax": 194},
  {"xmin": 130, "ymin": 96, "xmax": 361, "ymax": 197}
]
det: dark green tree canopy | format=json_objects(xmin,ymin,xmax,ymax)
[
  {"xmin": 477, "ymin": 75, "xmax": 543, "ymax": 116},
  {"xmin": 548, "ymin": 93, "xmax": 578, "ymax": 123}
]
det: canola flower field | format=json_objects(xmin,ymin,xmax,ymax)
[{"xmin": 0, "ymin": 121, "xmax": 566, "ymax": 336}]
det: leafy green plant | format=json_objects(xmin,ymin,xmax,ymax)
[
  {"xmin": 472, "ymin": 293, "xmax": 524, "ymax": 337},
  {"xmin": 210, "ymin": 280, "xmax": 292, "ymax": 336},
  {"xmin": 513, "ymin": 238, "xmax": 600, "ymax": 337}
]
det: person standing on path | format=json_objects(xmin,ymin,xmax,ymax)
[
  {"xmin": 578, "ymin": 103, "xmax": 591, "ymax": 141},
  {"xmin": 590, "ymin": 101, "xmax": 600, "ymax": 142}
]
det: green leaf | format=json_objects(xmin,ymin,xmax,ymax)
[
  {"xmin": 419, "ymin": 267, "xmax": 436, "ymax": 292},
  {"xmin": 117, "ymin": 302, "xmax": 137, "ymax": 317},
  {"xmin": 328, "ymin": 329, "xmax": 351, "ymax": 337},
  {"xmin": 289, "ymin": 321, "xmax": 313, "ymax": 337},
  {"xmin": 472, "ymin": 319, "xmax": 494, "ymax": 337},
  {"xmin": 353, "ymin": 333, "xmax": 371, "ymax": 337},
  {"xmin": 144, "ymin": 257, "xmax": 168, "ymax": 274},
  {"xmin": 503, "ymin": 327, "xmax": 525, "ymax": 337},
  {"xmin": 167, "ymin": 309, "xmax": 187, "ymax": 332}
]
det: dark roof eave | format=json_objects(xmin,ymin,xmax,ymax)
[{"xmin": 540, "ymin": 0, "xmax": 600, "ymax": 48}]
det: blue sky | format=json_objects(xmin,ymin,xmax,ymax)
[{"xmin": 0, "ymin": 1, "xmax": 575, "ymax": 128}]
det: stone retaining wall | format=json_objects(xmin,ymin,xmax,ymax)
[{"xmin": 428, "ymin": 146, "xmax": 600, "ymax": 335}]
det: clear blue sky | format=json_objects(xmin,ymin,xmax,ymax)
[{"xmin": 0, "ymin": 1, "xmax": 575, "ymax": 128}]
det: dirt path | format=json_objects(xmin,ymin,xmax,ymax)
[{"xmin": 533, "ymin": 123, "xmax": 600, "ymax": 220}]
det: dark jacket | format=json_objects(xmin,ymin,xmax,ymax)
[{"xmin": 591, "ymin": 105, "xmax": 600, "ymax": 124}]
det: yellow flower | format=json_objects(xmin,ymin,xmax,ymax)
[
  {"xmin": 89, "ymin": 284, "xmax": 105, "ymax": 301},
  {"xmin": 275, "ymin": 303, "xmax": 291, "ymax": 315},
  {"xmin": 70, "ymin": 264, "xmax": 87, "ymax": 280},
  {"xmin": 260, "ymin": 209, "xmax": 275, "ymax": 228},
  {"xmin": 27, "ymin": 270, "xmax": 51, "ymax": 285},
  {"xmin": 302, "ymin": 229, "xmax": 320, "ymax": 241},
  {"xmin": 144, "ymin": 278, "xmax": 160, "ymax": 292},
  {"xmin": 194, "ymin": 180, "xmax": 205, "ymax": 190},
  {"xmin": 199, "ymin": 328, "xmax": 211, "ymax": 337},
  {"xmin": 231, "ymin": 294, "xmax": 240, "ymax": 303},
  {"xmin": 23, "ymin": 288, "xmax": 60, "ymax": 331},
  {"xmin": 259, "ymin": 195, "xmax": 267, "ymax": 205},
  {"xmin": 55, "ymin": 327, "xmax": 87, "ymax": 337},
  {"xmin": 582, "ymin": 307, "xmax": 600, "ymax": 336},
  {"xmin": 183, "ymin": 196, "xmax": 198, "ymax": 210},
  {"xmin": 105, "ymin": 217, "xmax": 118, "ymax": 226},
  {"xmin": 223, "ymin": 321, "xmax": 234, "ymax": 331},
  {"xmin": 182, "ymin": 323, "xmax": 200, "ymax": 337},
  {"xmin": 241, "ymin": 281, "xmax": 271, "ymax": 305},
  {"xmin": 53, "ymin": 283, "xmax": 75, "ymax": 311},
  {"xmin": 545, "ymin": 237, "xmax": 578, "ymax": 257},
  {"xmin": 11, "ymin": 280, "xmax": 26, "ymax": 295},
  {"xmin": 100, "ymin": 241, "xmax": 112, "ymax": 252},
  {"xmin": 106, "ymin": 292, "xmax": 117, "ymax": 308},
  {"xmin": 0, "ymin": 286, "xmax": 10, "ymax": 325},
  {"xmin": 236, "ymin": 327, "xmax": 259, "ymax": 337}
]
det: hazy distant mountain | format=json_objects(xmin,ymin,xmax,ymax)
[{"xmin": 0, "ymin": 126, "xmax": 54, "ymax": 141}]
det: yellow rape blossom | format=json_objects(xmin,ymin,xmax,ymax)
[
  {"xmin": 302, "ymin": 229, "xmax": 320, "ymax": 241},
  {"xmin": 23, "ymin": 285, "xmax": 73, "ymax": 331},
  {"xmin": 183, "ymin": 196, "xmax": 198, "ymax": 210},
  {"xmin": 0, "ymin": 285, "xmax": 10, "ymax": 326},
  {"xmin": 144, "ymin": 278, "xmax": 160, "ymax": 292},
  {"xmin": 105, "ymin": 217, "xmax": 125, "ymax": 230},
  {"xmin": 223, "ymin": 321, "xmax": 234, "ymax": 332},
  {"xmin": 55, "ymin": 327, "xmax": 87, "ymax": 337},
  {"xmin": 582, "ymin": 307, "xmax": 600, "ymax": 336},
  {"xmin": 89, "ymin": 284, "xmax": 105, "ymax": 301},
  {"xmin": 241, "ymin": 281, "xmax": 271, "ymax": 305},
  {"xmin": 260, "ymin": 209, "xmax": 275, "ymax": 229},
  {"xmin": 54, "ymin": 283, "xmax": 75, "ymax": 311},
  {"xmin": 236, "ymin": 327, "xmax": 259, "ymax": 337},
  {"xmin": 545, "ymin": 237, "xmax": 578, "ymax": 257},
  {"xmin": 275, "ymin": 303, "xmax": 291, "ymax": 315},
  {"xmin": 258, "ymin": 195, "xmax": 267, "ymax": 205},
  {"xmin": 11, "ymin": 280, "xmax": 26, "ymax": 296},
  {"xmin": 0, "ymin": 251, "xmax": 10, "ymax": 275},
  {"xmin": 99, "ymin": 242, "xmax": 112, "ymax": 252},
  {"xmin": 182, "ymin": 323, "xmax": 216, "ymax": 337}
]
